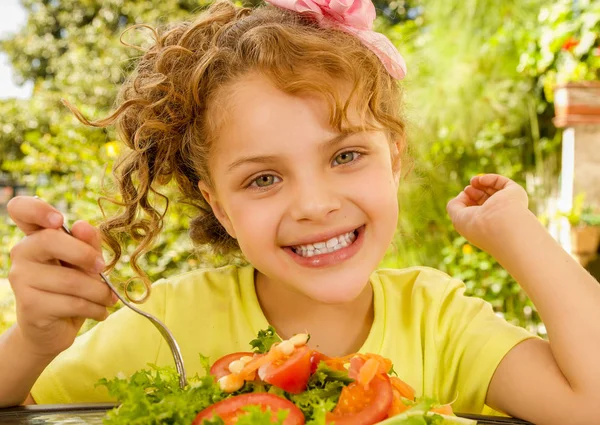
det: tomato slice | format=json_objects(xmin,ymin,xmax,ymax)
[
  {"xmin": 309, "ymin": 351, "xmax": 329, "ymax": 374},
  {"xmin": 326, "ymin": 374, "xmax": 393, "ymax": 425},
  {"xmin": 259, "ymin": 346, "xmax": 312, "ymax": 394},
  {"xmin": 310, "ymin": 351, "xmax": 349, "ymax": 374},
  {"xmin": 192, "ymin": 393, "xmax": 305, "ymax": 425},
  {"xmin": 209, "ymin": 352, "xmax": 254, "ymax": 380}
]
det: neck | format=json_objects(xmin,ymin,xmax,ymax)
[{"xmin": 254, "ymin": 270, "xmax": 374, "ymax": 357}]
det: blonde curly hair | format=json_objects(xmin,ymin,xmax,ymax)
[{"xmin": 66, "ymin": 0, "xmax": 406, "ymax": 294}]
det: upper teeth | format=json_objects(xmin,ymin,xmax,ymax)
[{"xmin": 293, "ymin": 231, "xmax": 356, "ymax": 257}]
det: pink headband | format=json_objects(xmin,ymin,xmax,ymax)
[{"xmin": 264, "ymin": 0, "xmax": 407, "ymax": 80}]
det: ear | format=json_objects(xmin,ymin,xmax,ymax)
[
  {"xmin": 390, "ymin": 138, "xmax": 403, "ymax": 188},
  {"xmin": 197, "ymin": 181, "xmax": 237, "ymax": 239}
]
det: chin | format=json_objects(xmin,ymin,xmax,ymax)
[{"xmin": 300, "ymin": 276, "xmax": 371, "ymax": 305}]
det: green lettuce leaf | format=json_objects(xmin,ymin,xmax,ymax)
[
  {"xmin": 287, "ymin": 360, "xmax": 352, "ymax": 423},
  {"xmin": 250, "ymin": 326, "xmax": 282, "ymax": 354},
  {"xmin": 235, "ymin": 405, "xmax": 288, "ymax": 425},
  {"xmin": 98, "ymin": 356, "xmax": 227, "ymax": 425},
  {"xmin": 311, "ymin": 362, "xmax": 354, "ymax": 385}
]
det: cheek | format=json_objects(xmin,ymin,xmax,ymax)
[
  {"xmin": 227, "ymin": 196, "xmax": 281, "ymax": 249},
  {"xmin": 354, "ymin": 164, "xmax": 399, "ymax": 206},
  {"xmin": 355, "ymin": 166, "xmax": 399, "ymax": 231}
]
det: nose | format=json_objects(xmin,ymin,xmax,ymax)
[{"xmin": 289, "ymin": 176, "xmax": 342, "ymax": 222}]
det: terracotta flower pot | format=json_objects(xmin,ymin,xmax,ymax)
[
  {"xmin": 571, "ymin": 225, "xmax": 600, "ymax": 254},
  {"xmin": 553, "ymin": 82, "xmax": 600, "ymax": 128},
  {"xmin": 571, "ymin": 225, "xmax": 600, "ymax": 267}
]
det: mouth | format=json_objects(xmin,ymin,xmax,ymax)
[{"xmin": 288, "ymin": 227, "xmax": 361, "ymax": 258}]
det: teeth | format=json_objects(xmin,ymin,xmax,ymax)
[
  {"xmin": 326, "ymin": 237, "xmax": 338, "ymax": 248},
  {"xmin": 292, "ymin": 230, "xmax": 357, "ymax": 257}
]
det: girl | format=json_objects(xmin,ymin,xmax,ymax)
[{"xmin": 1, "ymin": 1, "xmax": 599, "ymax": 424}]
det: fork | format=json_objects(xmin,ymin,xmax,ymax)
[{"xmin": 59, "ymin": 223, "xmax": 188, "ymax": 389}]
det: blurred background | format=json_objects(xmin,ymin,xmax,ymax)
[{"xmin": 1, "ymin": 0, "xmax": 599, "ymax": 337}]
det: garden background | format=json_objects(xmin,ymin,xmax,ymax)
[{"xmin": 1, "ymin": 0, "xmax": 599, "ymax": 336}]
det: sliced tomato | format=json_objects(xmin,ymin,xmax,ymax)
[
  {"xmin": 209, "ymin": 352, "xmax": 254, "ymax": 380},
  {"xmin": 259, "ymin": 346, "xmax": 312, "ymax": 394},
  {"xmin": 192, "ymin": 393, "xmax": 305, "ymax": 425},
  {"xmin": 326, "ymin": 374, "xmax": 393, "ymax": 425},
  {"xmin": 309, "ymin": 351, "xmax": 336, "ymax": 374}
]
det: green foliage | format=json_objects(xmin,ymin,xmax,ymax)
[
  {"xmin": 518, "ymin": 0, "xmax": 600, "ymax": 103},
  {"xmin": 0, "ymin": 0, "xmax": 216, "ymax": 284},
  {"xmin": 378, "ymin": 0, "xmax": 569, "ymax": 337},
  {"xmin": 558, "ymin": 193, "xmax": 600, "ymax": 227},
  {"xmin": 249, "ymin": 326, "xmax": 282, "ymax": 354}
]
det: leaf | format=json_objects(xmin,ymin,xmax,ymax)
[{"xmin": 249, "ymin": 326, "xmax": 281, "ymax": 354}]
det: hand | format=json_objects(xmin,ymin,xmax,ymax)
[
  {"xmin": 446, "ymin": 174, "xmax": 530, "ymax": 253},
  {"xmin": 6, "ymin": 196, "xmax": 116, "ymax": 359}
]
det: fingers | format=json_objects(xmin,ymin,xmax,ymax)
[
  {"xmin": 470, "ymin": 174, "xmax": 511, "ymax": 194},
  {"xmin": 12, "ymin": 228, "xmax": 105, "ymax": 274},
  {"xmin": 10, "ymin": 263, "xmax": 116, "ymax": 308},
  {"xmin": 446, "ymin": 191, "xmax": 477, "ymax": 218},
  {"xmin": 18, "ymin": 288, "xmax": 111, "ymax": 323},
  {"xmin": 464, "ymin": 185, "xmax": 489, "ymax": 206},
  {"xmin": 7, "ymin": 196, "xmax": 64, "ymax": 235},
  {"xmin": 71, "ymin": 220, "xmax": 103, "ymax": 255}
]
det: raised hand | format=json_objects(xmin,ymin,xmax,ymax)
[
  {"xmin": 446, "ymin": 174, "xmax": 530, "ymax": 253},
  {"xmin": 6, "ymin": 196, "xmax": 116, "ymax": 358}
]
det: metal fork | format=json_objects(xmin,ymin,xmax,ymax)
[{"xmin": 60, "ymin": 223, "xmax": 188, "ymax": 389}]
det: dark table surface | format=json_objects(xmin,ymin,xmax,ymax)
[{"xmin": 0, "ymin": 404, "xmax": 533, "ymax": 425}]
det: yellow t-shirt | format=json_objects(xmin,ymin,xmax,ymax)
[{"xmin": 31, "ymin": 265, "xmax": 535, "ymax": 414}]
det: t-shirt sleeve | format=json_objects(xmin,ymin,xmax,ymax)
[
  {"xmin": 30, "ymin": 281, "xmax": 168, "ymax": 404},
  {"xmin": 434, "ymin": 276, "xmax": 538, "ymax": 414}
]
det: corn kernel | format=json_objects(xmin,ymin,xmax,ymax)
[
  {"xmin": 289, "ymin": 333, "xmax": 309, "ymax": 347},
  {"xmin": 218, "ymin": 374, "xmax": 245, "ymax": 392},
  {"xmin": 277, "ymin": 340, "xmax": 295, "ymax": 355},
  {"xmin": 228, "ymin": 360, "xmax": 244, "ymax": 375},
  {"xmin": 240, "ymin": 356, "xmax": 254, "ymax": 364}
]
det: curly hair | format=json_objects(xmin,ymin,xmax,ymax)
[{"xmin": 65, "ymin": 0, "xmax": 406, "ymax": 298}]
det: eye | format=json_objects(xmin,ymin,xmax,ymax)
[
  {"xmin": 333, "ymin": 151, "xmax": 360, "ymax": 166},
  {"xmin": 249, "ymin": 174, "xmax": 280, "ymax": 188}
]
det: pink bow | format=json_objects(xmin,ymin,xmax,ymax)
[{"xmin": 265, "ymin": 0, "xmax": 407, "ymax": 80}]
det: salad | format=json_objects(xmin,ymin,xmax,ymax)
[{"xmin": 99, "ymin": 327, "xmax": 476, "ymax": 425}]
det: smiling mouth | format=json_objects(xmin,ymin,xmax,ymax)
[{"xmin": 290, "ymin": 229, "xmax": 359, "ymax": 258}]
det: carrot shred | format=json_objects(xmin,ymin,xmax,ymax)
[
  {"xmin": 390, "ymin": 376, "xmax": 416, "ymax": 401},
  {"xmin": 358, "ymin": 358, "xmax": 380, "ymax": 387}
]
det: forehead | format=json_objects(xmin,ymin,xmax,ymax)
[{"xmin": 208, "ymin": 73, "xmax": 374, "ymax": 155}]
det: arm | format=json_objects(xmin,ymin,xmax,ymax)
[
  {"xmin": 487, "ymin": 209, "xmax": 599, "ymax": 424},
  {"xmin": 0, "ymin": 197, "xmax": 115, "ymax": 407},
  {"xmin": 0, "ymin": 326, "xmax": 46, "ymax": 406},
  {"xmin": 447, "ymin": 175, "xmax": 600, "ymax": 425}
]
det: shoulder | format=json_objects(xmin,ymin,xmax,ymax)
[{"xmin": 372, "ymin": 266, "xmax": 474, "ymax": 317}]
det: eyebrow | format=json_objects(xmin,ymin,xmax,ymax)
[{"xmin": 226, "ymin": 132, "xmax": 355, "ymax": 172}]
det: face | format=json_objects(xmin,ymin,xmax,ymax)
[{"xmin": 200, "ymin": 73, "xmax": 400, "ymax": 304}]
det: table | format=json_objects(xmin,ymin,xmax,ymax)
[{"xmin": 0, "ymin": 404, "xmax": 534, "ymax": 424}]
